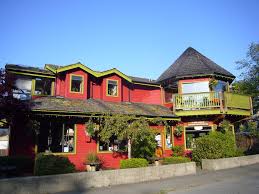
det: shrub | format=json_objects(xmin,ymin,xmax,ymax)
[
  {"xmin": 34, "ymin": 154, "xmax": 75, "ymax": 176},
  {"xmin": 192, "ymin": 131, "xmax": 237, "ymax": 165},
  {"xmin": 172, "ymin": 145, "xmax": 184, "ymax": 157},
  {"xmin": 120, "ymin": 158, "xmax": 148, "ymax": 169},
  {"xmin": 162, "ymin": 156, "xmax": 191, "ymax": 165},
  {"xmin": 132, "ymin": 129, "xmax": 157, "ymax": 160},
  {"xmin": 0, "ymin": 156, "xmax": 34, "ymax": 176}
]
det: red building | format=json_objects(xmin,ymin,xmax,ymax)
[{"xmin": 5, "ymin": 47, "xmax": 252, "ymax": 170}]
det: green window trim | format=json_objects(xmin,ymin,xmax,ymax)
[
  {"xmin": 69, "ymin": 74, "xmax": 84, "ymax": 94},
  {"xmin": 106, "ymin": 79, "xmax": 119, "ymax": 97}
]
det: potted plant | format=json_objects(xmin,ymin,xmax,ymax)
[
  {"xmin": 174, "ymin": 126, "xmax": 183, "ymax": 137},
  {"xmin": 85, "ymin": 152, "xmax": 101, "ymax": 171},
  {"xmin": 209, "ymin": 78, "xmax": 218, "ymax": 90}
]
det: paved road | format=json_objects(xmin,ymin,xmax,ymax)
[{"xmin": 58, "ymin": 163, "xmax": 259, "ymax": 194}]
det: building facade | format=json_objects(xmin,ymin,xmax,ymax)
[{"xmin": 5, "ymin": 47, "xmax": 252, "ymax": 170}]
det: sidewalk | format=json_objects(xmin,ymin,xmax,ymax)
[{"xmin": 57, "ymin": 163, "xmax": 259, "ymax": 194}]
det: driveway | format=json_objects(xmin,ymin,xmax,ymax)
[{"xmin": 58, "ymin": 163, "xmax": 259, "ymax": 194}]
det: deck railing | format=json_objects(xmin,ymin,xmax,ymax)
[
  {"xmin": 224, "ymin": 92, "xmax": 251, "ymax": 110},
  {"xmin": 172, "ymin": 92, "xmax": 251, "ymax": 112}
]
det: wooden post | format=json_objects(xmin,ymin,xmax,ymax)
[
  {"xmin": 127, "ymin": 138, "xmax": 131, "ymax": 159},
  {"xmin": 249, "ymin": 97, "xmax": 253, "ymax": 115},
  {"xmin": 172, "ymin": 94, "xmax": 176, "ymax": 113},
  {"xmin": 219, "ymin": 92, "xmax": 224, "ymax": 113}
]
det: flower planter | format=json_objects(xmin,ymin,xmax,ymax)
[{"xmin": 84, "ymin": 162, "xmax": 100, "ymax": 172}]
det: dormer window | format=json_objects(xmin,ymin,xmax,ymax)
[
  {"xmin": 107, "ymin": 80, "xmax": 118, "ymax": 96},
  {"xmin": 70, "ymin": 75, "xmax": 83, "ymax": 93},
  {"xmin": 34, "ymin": 78, "xmax": 52, "ymax": 95}
]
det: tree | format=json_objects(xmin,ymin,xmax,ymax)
[
  {"xmin": 234, "ymin": 43, "xmax": 259, "ymax": 113},
  {"xmin": 0, "ymin": 68, "xmax": 31, "ymax": 130},
  {"xmin": 89, "ymin": 114, "xmax": 159, "ymax": 159}
]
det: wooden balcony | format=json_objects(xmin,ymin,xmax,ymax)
[{"xmin": 172, "ymin": 92, "xmax": 252, "ymax": 116}]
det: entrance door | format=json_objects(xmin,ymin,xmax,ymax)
[{"xmin": 185, "ymin": 126, "xmax": 211, "ymax": 149}]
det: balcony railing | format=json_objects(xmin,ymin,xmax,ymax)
[{"xmin": 172, "ymin": 92, "xmax": 252, "ymax": 113}]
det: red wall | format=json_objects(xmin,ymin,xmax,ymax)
[
  {"xmin": 55, "ymin": 69, "xmax": 88, "ymax": 99},
  {"xmin": 131, "ymin": 85, "xmax": 162, "ymax": 105},
  {"xmin": 67, "ymin": 124, "xmax": 127, "ymax": 170},
  {"xmin": 101, "ymin": 74, "xmax": 122, "ymax": 102},
  {"xmin": 54, "ymin": 68, "xmax": 164, "ymax": 105}
]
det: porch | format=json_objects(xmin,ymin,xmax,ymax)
[{"xmin": 172, "ymin": 92, "xmax": 252, "ymax": 116}]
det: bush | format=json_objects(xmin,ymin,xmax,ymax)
[
  {"xmin": 0, "ymin": 156, "xmax": 34, "ymax": 176},
  {"xmin": 132, "ymin": 130, "xmax": 157, "ymax": 160},
  {"xmin": 192, "ymin": 131, "xmax": 238, "ymax": 165},
  {"xmin": 120, "ymin": 158, "xmax": 148, "ymax": 169},
  {"xmin": 172, "ymin": 145, "xmax": 184, "ymax": 157},
  {"xmin": 34, "ymin": 154, "xmax": 75, "ymax": 176},
  {"xmin": 162, "ymin": 156, "xmax": 191, "ymax": 165}
]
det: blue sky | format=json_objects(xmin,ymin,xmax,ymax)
[{"xmin": 0, "ymin": 0, "xmax": 258, "ymax": 80}]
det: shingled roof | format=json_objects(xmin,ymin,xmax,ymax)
[
  {"xmin": 157, "ymin": 47, "xmax": 235, "ymax": 82},
  {"xmin": 6, "ymin": 64, "xmax": 54, "ymax": 75},
  {"xmin": 31, "ymin": 97, "xmax": 177, "ymax": 118}
]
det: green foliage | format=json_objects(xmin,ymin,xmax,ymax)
[
  {"xmin": 0, "ymin": 156, "xmax": 34, "ymax": 175},
  {"xmin": 120, "ymin": 158, "xmax": 148, "ymax": 169},
  {"xmin": 86, "ymin": 117, "xmax": 96, "ymax": 137},
  {"xmin": 172, "ymin": 145, "xmax": 184, "ymax": 157},
  {"xmin": 235, "ymin": 42, "xmax": 259, "ymax": 112},
  {"xmin": 218, "ymin": 119, "xmax": 232, "ymax": 133},
  {"xmin": 174, "ymin": 126, "xmax": 183, "ymax": 137},
  {"xmin": 162, "ymin": 156, "xmax": 191, "ymax": 165},
  {"xmin": 131, "ymin": 128, "xmax": 157, "ymax": 159},
  {"xmin": 86, "ymin": 152, "xmax": 100, "ymax": 164},
  {"xmin": 192, "ymin": 131, "xmax": 238, "ymax": 165},
  {"xmin": 34, "ymin": 154, "xmax": 75, "ymax": 176},
  {"xmin": 235, "ymin": 148, "xmax": 245, "ymax": 157},
  {"xmin": 209, "ymin": 78, "xmax": 218, "ymax": 90},
  {"xmin": 240, "ymin": 121, "xmax": 258, "ymax": 137},
  {"xmin": 90, "ymin": 114, "xmax": 160, "ymax": 158}
]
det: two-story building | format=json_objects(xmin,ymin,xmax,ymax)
[{"xmin": 5, "ymin": 47, "xmax": 252, "ymax": 170}]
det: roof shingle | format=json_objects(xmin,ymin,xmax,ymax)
[
  {"xmin": 31, "ymin": 97, "xmax": 177, "ymax": 118},
  {"xmin": 157, "ymin": 47, "xmax": 235, "ymax": 82}
]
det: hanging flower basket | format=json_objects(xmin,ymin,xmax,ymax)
[
  {"xmin": 174, "ymin": 126, "xmax": 183, "ymax": 137},
  {"xmin": 209, "ymin": 78, "xmax": 218, "ymax": 90}
]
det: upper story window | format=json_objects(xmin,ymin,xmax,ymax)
[
  {"xmin": 182, "ymin": 81, "xmax": 209, "ymax": 94},
  {"xmin": 34, "ymin": 78, "xmax": 52, "ymax": 95},
  {"xmin": 13, "ymin": 76, "xmax": 32, "ymax": 100},
  {"xmin": 107, "ymin": 80, "xmax": 118, "ymax": 96},
  {"xmin": 213, "ymin": 81, "xmax": 227, "ymax": 92},
  {"xmin": 70, "ymin": 75, "xmax": 84, "ymax": 93}
]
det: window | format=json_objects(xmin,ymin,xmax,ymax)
[
  {"xmin": 70, "ymin": 75, "xmax": 83, "ymax": 93},
  {"xmin": 185, "ymin": 126, "xmax": 211, "ymax": 149},
  {"xmin": 98, "ymin": 136, "xmax": 126, "ymax": 152},
  {"xmin": 165, "ymin": 126, "xmax": 173, "ymax": 149},
  {"xmin": 13, "ymin": 76, "xmax": 32, "ymax": 100},
  {"xmin": 107, "ymin": 80, "xmax": 118, "ymax": 96},
  {"xmin": 213, "ymin": 81, "xmax": 227, "ymax": 92},
  {"xmin": 34, "ymin": 78, "xmax": 52, "ymax": 95},
  {"xmin": 182, "ymin": 81, "xmax": 209, "ymax": 94},
  {"xmin": 38, "ymin": 122, "xmax": 75, "ymax": 153}
]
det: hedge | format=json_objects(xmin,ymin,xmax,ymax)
[
  {"xmin": 34, "ymin": 154, "xmax": 75, "ymax": 176},
  {"xmin": 120, "ymin": 158, "xmax": 148, "ymax": 169},
  {"xmin": 192, "ymin": 131, "xmax": 242, "ymax": 165},
  {"xmin": 162, "ymin": 156, "xmax": 191, "ymax": 165}
]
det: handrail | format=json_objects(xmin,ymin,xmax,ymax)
[
  {"xmin": 172, "ymin": 92, "xmax": 251, "ymax": 112},
  {"xmin": 173, "ymin": 92, "xmax": 221, "ymax": 110}
]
